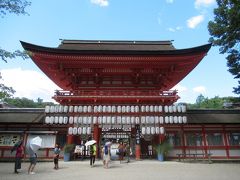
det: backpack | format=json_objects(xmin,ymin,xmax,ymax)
[{"xmin": 104, "ymin": 145, "xmax": 108, "ymax": 155}]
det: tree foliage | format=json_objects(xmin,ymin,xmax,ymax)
[
  {"xmin": 0, "ymin": 0, "xmax": 31, "ymax": 17},
  {"xmin": 4, "ymin": 97, "xmax": 55, "ymax": 108},
  {"xmin": 208, "ymin": 0, "xmax": 240, "ymax": 94},
  {"xmin": 188, "ymin": 94, "xmax": 240, "ymax": 109},
  {"xmin": 0, "ymin": 0, "xmax": 31, "ymax": 62},
  {"xmin": 0, "ymin": 72, "xmax": 15, "ymax": 100}
]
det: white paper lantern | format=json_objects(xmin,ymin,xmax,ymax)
[
  {"xmin": 111, "ymin": 116, "xmax": 116, "ymax": 124},
  {"xmin": 98, "ymin": 105, "xmax": 102, "ymax": 112},
  {"xmin": 88, "ymin": 106, "xmax": 92, "ymax": 112},
  {"xmin": 77, "ymin": 127, "xmax": 82, "ymax": 135},
  {"xmin": 50, "ymin": 116, "xmax": 54, "ymax": 124},
  {"xmin": 93, "ymin": 116, "xmax": 97, "ymax": 124},
  {"xmin": 83, "ymin": 106, "xmax": 88, "ymax": 113},
  {"xmin": 78, "ymin": 116, "xmax": 82, "ymax": 124},
  {"xmin": 183, "ymin": 116, "xmax": 187, "ymax": 123},
  {"xmin": 54, "ymin": 105, "xmax": 58, "ymax": 113},
  {"xmin": 154, "ymin": 116, "xmax": 159, "ymax": 124},
  {"xmin": 98, "ymin": 116, "xmax": 102, "ymax": 124},
  {"xmin": 82, "ymin": 116, "xmax": 86, "ymax": 124},
  {"xmin": 82, "ymin": 127, "xmax": 87, "ymax": 134},
  {"xmin": 102, "ymin": 116, "xmax": 107, "ymax": 124},
  {"xmin": 74, "ymin": 116, "xmax": 78, "ymax": 124},
  {"xmin": 177, "ymin": 105, "xmax": 182, "ymax": 113},
  {"xmin": 141, "ymin": 106, "xmax": 145, "ymax": 112},
  {"xmin": 63, "ymin": 106, "xmax": 68, "ymax": 113},
  {"xmin": 146, "ymin": 127, "xmax": 151, "ymax": 134},
  {"xmin": 59, "ymin": 116, "xmax": 63, "ymax": 124},
  {"xmin": 155, "ymin": 127, "xmax": 160, "ymax": 134},
  {"xmin": 130, "ymin": 106, "xmax": 135, "ymax": 113},
  {"xmin": 73, "ymin": 127, "xmax": 78, "ymax": 135},
  {"xmin": 160, "ymin": 127, "xmax": 165, "ymax": 134},
  {"xmin": 45, "ymin": 106, "xmax": 50, "ymax": 113},
  {"xmin": 154, "ymin": 105, "xmax": 159, "ymax": 112},
  {"xmin": 141, "ymin": 116, "xmax": 146, "ymax": 124},
  {"xmin": 182, "ymin": 105, "xmax": 187, "ymax": 113},
  {"xmin": 74, "ymin": 106, "xmax": 78, "ymax": 112},
  {"xmin": 117, "ymin": 116, "xmax": 121, "ymax": 124},
  {"xmin": 169, "ymin": 116, "xmax": 173, "ymax": 124},
  {"xmin": 54, "ymin": 116, "xmax": 59, "ymax": 124},
  {"xmin": 168, "ymin": 106, "xmax": 173, "ymax": 113},
  {"xmin": 102, "ymin": 105, "xmax": 107, "ymax": 113},
  {"xmin": 69, "ymin": 106, "xmax": 74, "ymax": 113},
  {"xmin": 45, "ymin": 116, "xmax": 50, "ymax": 124},
  {"xmin": 178, "ymin": 116, "xmax": 183, "ymax": 124},
  {"xmin": 126, "ymin": 116, "xmax": 131, "ymax": 124},
  {"xmin": 50, "ymin": 106, "xmax": 55, "ymax": 113},
  {"xmin": 146, "ymin": 105, "xmax": 150, "ymax": 112},
  {"xmin": 172, "ymin": 105, "xmax": 177, "ymax": 113},
  {"xmin": 88, "ymin": 116, "xmax": 92, "ymax": 124},
  {"xmin": 141, "ymin": 127, "xmax": 146, "ymax": 135},
  {"xmin": 135, "ymin": 106, "xmax": 139, "ymax": 112},
  {"xmin": 63, "ymin": 117, "xmax": 68, "ymax": 124},
  {"xmin": 93, "ymin": 106, "xmax": 98, "ymax": 113},
  {"xmin": 107, "ymin": 116, "xmax": 111, "ymax": 124},
  {"xmin": 135, "ymin": 117, "xmax": 140, "ymax": 124},
  {"xmin": 146, "ymin": 116, "xmax": 150, "ymax": 124},
  {"xmin": 173, "ymin": 116, "xmax": 178, "ymax": 123},
  {"xmin": 164, "ymin": 105, "xmax": 169, "ymax": 113},
  {"xmin": 112, "ymin": 106, "xmax": 116, "ymax": 113},
  {"xmin": 126, "ymin": 106, "xmax": 130, "ymax": 113},
  {"xmin": 150, "ymin": 116, "xmax": 155, "ymax": 124},
  {"xmin": 165, "ymin": 116, "xmax": 169, "ymax": 124},
  {"xmin": 117, "ymin": 106, "xmax": 122, "ymax": 113},
  {"xmin": 68, "ymin": 127, "xmax": 73, "ymax": 135},
  {"xmin": 131, "ymin": 117, "xmax": 135, "ymax": 124},
  {"xmin": 150, "ymin": 105, "xmax": 154, "ymax": 112},
  {"xmin": 69, "ymin": 116, "xmax": 74, "ymax": 124},
  {"xmin": 122, "ymin": 116, "xmax": 126, "ymax": 124},
  {"xmin": 151, "ymin": 127, "xmax": 155, "ymax": 134},
  {"xmin": 87, "ymin": 127, "xmax": 91, "ymax": 135},
  {"xmin": 122, "ymin": 106, "xmax": 126, "ymax": 113},
  {"xmin": 158, "ymin": 105, "xmax": 163, "ymax": 112},
  {"xmin": 159, "ymin": 116, "xmax": 164, "ymax": 124}
]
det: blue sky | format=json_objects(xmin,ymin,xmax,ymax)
[{"xmin": 0, "ymin": 0, "xmax": 238, "ymax": 103}]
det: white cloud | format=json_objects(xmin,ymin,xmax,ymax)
[
  {"xmin": 195, "ymin": 0, "xmax": 216, "ymax": 8},
  {"xmin": 187, "ymin": 15, "xmax": 204, "ymax": 29},
  {"xmin": 166, "ymin": 0, "xmax": 174, "ymax": 3},
  {"xmin": 167, "ymin": 26, "xmax": 183, "ymax": 32},
  {"xmin": 90, "ymin": 0, "xmax": 109, "ymax": 7},
  {"xmin": 1, "ymin": 68, "xmax": 59, "ymax": 102},
  {"xmin": 193, "ymin": 86, "xmax": 206, "ymax": 94},
  {"xmin": 172, "ymin": 84, "xmax": 187, "ymax": 92}
]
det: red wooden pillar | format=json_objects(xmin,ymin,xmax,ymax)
[
  {"xmin": 135, "ymin": 145, "xmax": 141, "ymax": 160},
  {"xmin": 67, "ymin": 135, "xmax": 74, "ymax": 144}
]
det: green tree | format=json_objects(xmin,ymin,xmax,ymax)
[
  {"xmin": 208, "ymin": 0, "xmax": 240, "ymax": 94},
  {"xmin": 0, "ymin": 0, "xmax": 31, "ymax": 62},
  {"xmin": 0, "ymin": 72, "xmax": 15, "ymax": 100}
]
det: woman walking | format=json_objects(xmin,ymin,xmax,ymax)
[{"xmin": 14, "ymin": 141, "xmax": 24, "ymax": 173}]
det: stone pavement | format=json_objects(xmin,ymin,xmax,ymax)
[{"xmin": 0, "ymin": 159, "xmax": 240, "ymax": 180}]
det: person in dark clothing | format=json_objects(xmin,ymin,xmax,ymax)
[
  {"xmin": 53, "ymin": 144, "xmax": 61, "ymax": 170},
  {"xmin": 13, "ymin": 141, "xmax": 24, "ymax": 173},
  {"xmin": 89, "ymin": 143, "xmax": 96, "ymax": 167}
]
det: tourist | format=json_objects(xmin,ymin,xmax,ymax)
[
  {"xmin": 13, "ymin": 140, "xmax": 24, "ymax": 173},
  {"xmin": 118, "ymin": 141, "xmax": 124, "ymax": 162},
  {"xmin": 53, "ymin": 144, "xmax": 61, "ymax": 170},
  {"xmin": 103, "ymin": 141, "xmax": 111, "ymax": 168},
  {"xmin": 89, "ymin": 143, "xmax": 96, "ymax": 167},
  {"xmin": 27, "ymin": 148, "xmax": 37, "ymax": 174}
]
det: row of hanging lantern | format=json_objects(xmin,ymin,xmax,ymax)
[
  {"xmin": 141, "ymin": 126, "xmax": 165, "ymax": 135},
  {"xmin": 68, "ymin": 126, "xmax": 91, "ymax": 135},
  {"xmin": 103, "ymin": 133, "xmax": 129, "ymax": 139},
  {"xmin": 45, "ymin": 104, "xmax": 187, "ymax": 114},
  {"xmin": 45, "ymin": 115, "xmax": 187, "ymax": 125}
]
